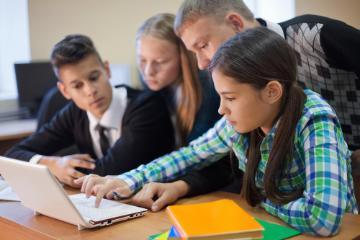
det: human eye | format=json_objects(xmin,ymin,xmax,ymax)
[
  {"xmin": 225, "ymin": 97, "xmax": 235, "ymax": 102},
  {"xmin": 72, "ymin": 82, "xmax": 83, "ymax": 89},
  {"xmin": 89, "ymin": 71, "xmax": 100, "ymax": 81},
  {"xmin": 139, "ymin": 58, "xmax": 146, "ymax": 64},
  {"xmin": 199, "ymin": 43, "xmax": 208, "ymax": 50},
  {"xmin": 157, "ymin": 59, "xmax": 169, "ymax": 65}
]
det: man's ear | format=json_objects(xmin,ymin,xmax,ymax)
[
  {"xmin": 103, "ymin": 60, "xmax": 111, "ymax": 79},
  {"xmin": 225, "ymin": 12, "xmax": 245, "ymax": 32},
  {"xmin": 262, "ymin": 80, "xmax": 283, "ymax": 104},
  {"xmin": 57, "ymin": 81, "xmax": 71, "ymax": 100}
]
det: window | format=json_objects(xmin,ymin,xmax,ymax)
[
  {"xmin": 244, "ymin": 0, "xmax": 295, "ymax": 23},
  {"xmin": 0, "ymin": 0, "xmax": 30, "ymax": 100}
]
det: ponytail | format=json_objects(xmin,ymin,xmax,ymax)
[
  {"xmin": 209, "ymin": 27, "xmax": 306, "ymax": 206},
  {"xmin": 241, "ymin": 85, "xmax": 305, "ymax": 205}
]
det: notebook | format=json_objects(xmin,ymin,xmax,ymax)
[
  {"xmin": 256, "ymin": 219, "xmax": 301, "ymax": 240},
  {"xmin": 166, "ymin": 199, "xmax": 264, "ymax": 239},
  {"xmin": 0, "ymin": 156, "xmax": 147, "ymax": 230}
]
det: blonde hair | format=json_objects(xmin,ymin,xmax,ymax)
[
  {"xmin": 174, "ymin": 0, "xmax": 254, "ymax": 35},
  {"xmin": 136, "ymin": 13, "xmax": 202, "ymax": 146}
]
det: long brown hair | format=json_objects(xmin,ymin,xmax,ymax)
[
  {"xmin": 209, "ymin": 27, "xmax": 306, "ymax": 206},
  {"xmin": 136, "ymin": 13, "xmax": 202, "ymax": 146}
]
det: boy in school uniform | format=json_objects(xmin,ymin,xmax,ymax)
[
  {"xmin": 5, "ymin": 34, "xmax": 175, "ymax": 188},
  {"xmin": 103, "ymin": 0, "xmax": 360, "ymax": 210}
]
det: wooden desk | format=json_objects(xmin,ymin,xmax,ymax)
[
  {"xmin": 0, "ymin": 119, "xmax": 37, "ymax": 154},
  {"xmin": 0, "ymin": 191, "xmax": 359, "ymax": 240}
]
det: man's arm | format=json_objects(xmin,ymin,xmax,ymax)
[
  {"xmin": 5, "ymin": 103, "xmax": 95, "ymax": 187},
  {"xmin": 320, "ymin": 20, "xmax": 360, "ymax": 77},
  {"xmin": 178, "ymin": 155, "xmax": 242, "ymax": 197},
  {"xmin": 5, "ymin": 103, "xmax": 77, "ymax": 160},
  {"xmin": 92, "ymin": 91, "xmax": 175, "ymax": 176}
]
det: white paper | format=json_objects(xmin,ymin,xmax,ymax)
[{"xmin": 0, "ymin": 178, "xmax": 20, "ymax": 201}]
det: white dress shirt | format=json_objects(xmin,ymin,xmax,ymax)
[{"xmin": 87, "ymin": 87, "xmax": 127, "ymax": 158}]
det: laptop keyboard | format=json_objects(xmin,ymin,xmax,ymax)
[{"xmin": 69, "ymin": 193, "xmax": 146, "ymax": 222}]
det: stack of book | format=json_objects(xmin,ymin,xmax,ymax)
[{"xmin": 166, "ymin": 199, "xmax": 264, "ymax": 239}]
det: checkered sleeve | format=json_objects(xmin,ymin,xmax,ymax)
[
  {"xmin": 117, "ymin": 117, "xmax": 233, "ymax": 191},
  {"xmin": 261, "ymin": 115, "xmax": 350, "ymax": 236}
]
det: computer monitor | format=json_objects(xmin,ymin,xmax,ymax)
[
  {"xmin": 14, "ymin": 61, "xmax": 58, "ymax": 117},
  {"xmin": 14, "ymin": 62, "xmax": 131, "ymax": 119}
]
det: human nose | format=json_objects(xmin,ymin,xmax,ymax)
[
  {"xmin": 218, "ymin": 99, "xmax": 228, "ymax": 116},
  {"xmin": 84, "ymin": 82, "xmax": 97, "ymax": 96},
  {"xmin": 144, "ymin": 62, "xmax": 156, "ymax": 77},
  {"xmin": 196, "ymin": 53, "xmax": 211, "ymax": 70}
]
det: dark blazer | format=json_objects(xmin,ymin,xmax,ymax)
[
  {"xmin": 5, "ymin": 85, "xmax": 175, "ymax": 176},
  {"xmin": 36, "ymin": 86, "xmax": 69, "ymax": 131}
]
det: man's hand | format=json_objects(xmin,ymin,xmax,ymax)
[
  {"xmin": 130, "ymin": 181, "xmax": 190, "ymax": 212},
  {"xmin": 39, "ymin": 154, "xmax": 95, "ymax": 188},
  {"xmin": 75, "ymin": 174, "xmax": 132, "ymax": 208}
]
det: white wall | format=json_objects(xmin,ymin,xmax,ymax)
[
  {"xmin": 28, "ymin": 0, "xmax": 359, "ymax": 87},
  {"xmin": 29, "ymin": 0, "xmax": 183, "ymax": 87},
  {"xmin": 296, "ymin": 0, "xmax": 360, "ymax": 28}
]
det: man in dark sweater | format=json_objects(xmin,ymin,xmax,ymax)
[
  {"xmin": 6, "ymin": 34, "xmax": 174, "ymax": 188},
  {"xmin": 129, "ymin": 0, "xmax": 360, "ymax": 211}
]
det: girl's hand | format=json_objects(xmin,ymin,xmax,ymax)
[
  {"xmin": 75, "ymin": 174, "xmax": 132, "ymax": 207},
  {"xmin": 130, "ymin": 181, "xmax": 189, "ymax": 211}
]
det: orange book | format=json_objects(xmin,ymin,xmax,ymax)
[{"xmin": 166, "ymin": 199, "xmax": 263, "ymax": 240}]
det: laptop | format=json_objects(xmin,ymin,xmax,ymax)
[{"xmin": 0, "ymin": 156, "xmax": 147, "ymax": 230}]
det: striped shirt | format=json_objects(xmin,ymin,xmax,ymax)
[{"xmin": 118, "ymin": 89, "xmax": 358, "ymax": 236}]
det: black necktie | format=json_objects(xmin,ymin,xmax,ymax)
[{"xmin": 98, "ymin": 125, "xmax": 110, "ymax": 156}]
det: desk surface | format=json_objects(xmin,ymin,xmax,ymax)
[
  {"xmin": 0, "ymin": 119, "xmax": 37, "ymax": 141},
  {"xmin": 0, "ymin": 191, "xmax": 359, "ymax": 240}
]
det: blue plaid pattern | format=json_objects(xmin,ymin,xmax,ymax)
[{"xmin": 118, "ymin": 89, "xmax": 357, "ymax": 236}]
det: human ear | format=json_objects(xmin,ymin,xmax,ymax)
[
  {"xmin": 262, "ymin": 81, "xmax": 283, "ymax": 104},
  {"xmin": 103, "ymin": 60, "xmax": 111, "ymax": 79},
  {"xmin": 225, "ymin": 12, "xmax": 244, "ymax": 32},
  {"xmin": 57, "ymin": 81, "xmax": 71, "ymax": 100}
]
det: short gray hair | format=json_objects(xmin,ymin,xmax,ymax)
[{"xmin": 174, "ymin": 0, "xmax": 254, "ymax": 35}]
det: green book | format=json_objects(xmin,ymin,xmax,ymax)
[{"xmin": 256, "ymin": 219, "xmax": 301, "ymax": 240}]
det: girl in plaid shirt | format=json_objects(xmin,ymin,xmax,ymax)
[{"xmin": 77, "ymin": 27, "xmax": 358, "ymax": 236}]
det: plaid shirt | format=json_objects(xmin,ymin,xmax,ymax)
[{"xmin": 118, "ymin": 89, "xmax": 358, "ymax": 236}]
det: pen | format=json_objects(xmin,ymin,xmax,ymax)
[
  {"xmin": 112, "ymin": 188, "xmax": 141, "ymax": 201},
  {"xmin": 112, "ymin": 191, "xmax": 131, "ymax": 201}
]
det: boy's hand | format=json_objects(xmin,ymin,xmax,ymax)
[
  {"xmin": 130, "ymin": 181, "xmax": 190, "ymax": 212},
  {"xmin": 75, "ymin": 175, "xmax": 132, "ymax": 207},
  {"xmin": 39, "ymin": 154, "xmax": 95, "ymax": 188}
]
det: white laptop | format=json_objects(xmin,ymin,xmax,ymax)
[{"xmin": 0, "ymin": 156, "xmax": 147, "ymax": 230}]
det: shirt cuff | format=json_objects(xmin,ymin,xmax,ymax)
[
  {"xmin": 29, "ymin": 154, "xmax": 43, "ymax": 164},
  {"xmin": 115, "ymin": 174, "xmax": 138, "ymax": 192}
]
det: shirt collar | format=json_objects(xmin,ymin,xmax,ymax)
[
  {"xmin": 256, "ymin": 18, "xmax": 285, "ymax": 39},
  {"xmin": 87, "ymin": 87, "xmax": 128, "ymax": 131}
]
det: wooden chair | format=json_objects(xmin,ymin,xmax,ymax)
[{"xmin": 351, "ymin": 150, "xmax": 360, "ymax": 209}]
